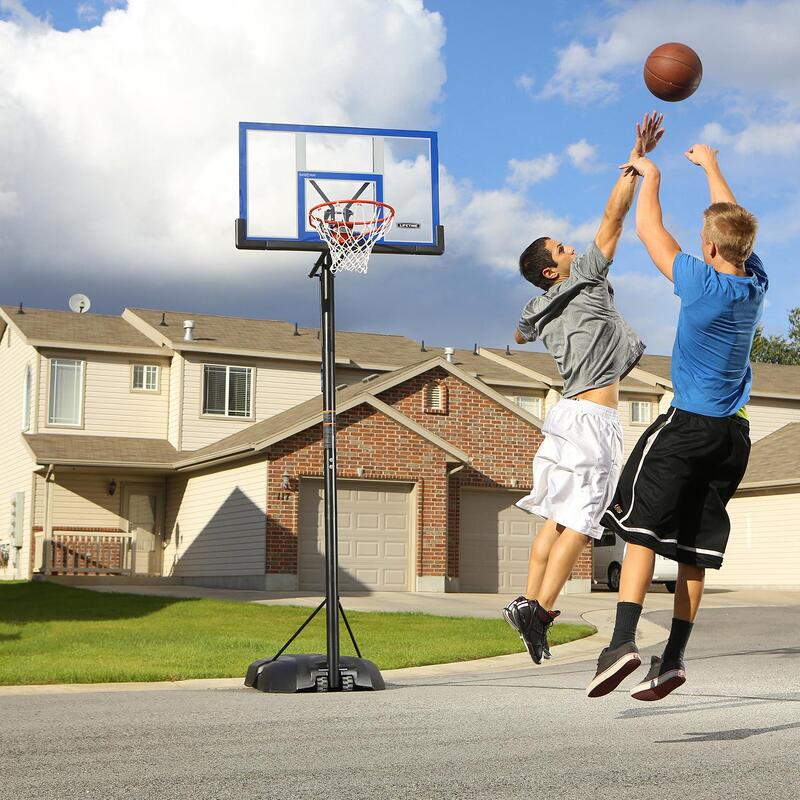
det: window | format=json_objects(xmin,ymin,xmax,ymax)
[
  {"xmin": 424, "ymin": 382, "xmax": 448, "ymax": 414},
  {"xmin": 630, "ymin": 401, "xmax": 653, "ymax": 425},
  {"xmin": 513, "ymin": 395, "xmax": 543, "ymax": 418},
  {"xmin": 48, "ymin": 359, "xmax": 84, "ymax": 426},
  {"xmin": 21, "ymin": 365, "xmax": 32, "ymax": 431},
  {"xmin": 132, "ymin": 364, "xmax": 159, "ymax": 392},
  {"xmin": 203, "ymin": 364, "xmax": 252, "ymax": 417}
]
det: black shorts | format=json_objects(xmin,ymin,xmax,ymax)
[{"xmin": 601, "ymin": 407, "xmax": 751, "ymax": 569}]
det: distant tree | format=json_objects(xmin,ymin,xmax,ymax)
[{"xmin": 751, "ymin": 307, "xmax": 800, "ymax": 365}]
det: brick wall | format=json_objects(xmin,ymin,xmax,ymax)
[{"xmin": 263, "ymin": 366, "xmax": 593, "ymax": 583}]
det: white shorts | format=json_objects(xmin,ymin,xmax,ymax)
[{"xmin": 516, "ymin": 398, "xmax": 623, "ymax": 539}]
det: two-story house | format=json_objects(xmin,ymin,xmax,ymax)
[{"xmin": 1, "ymin": 304, "xmax": 798, "ymax": 592}]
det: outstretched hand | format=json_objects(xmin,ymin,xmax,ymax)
[
  {"xmin": 634, "ymin": 112, "xmax": 665, "ymax": 157},
  {"xmin": 684, "ymin": 144, "xmax": 719, "ymax": 170}
]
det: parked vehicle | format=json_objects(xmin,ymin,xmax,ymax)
[{"xmin": 592, "ymin": 530, "xmax": 678, "ymax": 592}]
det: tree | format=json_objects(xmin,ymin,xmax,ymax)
[{"xmin": 750, "ymin": 307, "xmax": 800, "ymax": 365}]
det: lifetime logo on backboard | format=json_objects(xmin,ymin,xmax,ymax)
[{"xmin": 397, "ymin": 222, "xmax": 421, "ymax": 229}]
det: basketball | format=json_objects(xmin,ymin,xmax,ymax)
[{"xmin": 644, "ymin": 42, "xmax": 702, "ymax": 102}]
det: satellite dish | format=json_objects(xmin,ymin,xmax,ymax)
[{"xmin": 68, "ymin": 293, "xmax": 91, "ymax": 314}]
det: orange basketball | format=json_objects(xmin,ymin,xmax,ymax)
[{"xmin": 644, "ymin": 43, "xmax": 703, "ymax": 102}]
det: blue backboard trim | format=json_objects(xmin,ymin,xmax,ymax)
[{"xmin": 238, "ymin": 122, "xmax": 441, "ymax": 253}]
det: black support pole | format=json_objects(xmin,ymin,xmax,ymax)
[{"xmin": 318, "ymin": 251, "xmax": 341, "ymax": 690}]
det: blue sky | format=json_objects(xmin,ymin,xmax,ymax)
[{"xmin": 1, "ymin": 0, "xmax": 798, "ymax": 355}]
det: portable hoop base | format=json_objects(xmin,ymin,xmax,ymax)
[{"xmin": 244, "ymin": 250, "xmax": 385, "ymax": 694}]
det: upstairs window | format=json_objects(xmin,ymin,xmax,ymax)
[
  {"xmin": 203, "ymin": 364, "xmax": 252, "ymax": 417},
  {"xmin": 630, "ymin": 401, "xmax": 653, "ymax": 425},
  {"xmin": 513, "ymin": 395, "xmax": 543, "ymax": 418},
  {"xmin": 22, "ymin": 365, "xmax": 32, "ymax": 431},
  {"xmin": 132, "ymin": 364, "xmax": 160, "ymax": 392},
  {"xmin": 48, "ymin": 359, "xmax": 84, "ymax": 427}
]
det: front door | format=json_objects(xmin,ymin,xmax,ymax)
[{"xmin": 126, "ymin": 488, "xmax": 163, "ymax": 575}]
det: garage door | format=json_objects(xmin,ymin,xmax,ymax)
[
  {"xmin": 459, "ymin": 490, "xmax": 545, "ymax": 593},
  {"xmin": 299, "ymin": 480, "xmax": 413, "ymax": 591}
]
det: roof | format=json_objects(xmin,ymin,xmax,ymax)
[
  {"xmin": 24, "ymin": 434, "xmax": 182, "ymax": 469},
  {"xmin": 739, "ymin": 423, "xmax": 800, "ymax": 489},
  {"xmin": 0, "ymin": 306, "xmax": 164, "ymax": 354},
  {"xmin": 180, "ymin": 356, "xmax": 543, "ymax": 468},
  {"xmin": 124, "ymin": 308, "xmax": 427, "ymax": 368}
]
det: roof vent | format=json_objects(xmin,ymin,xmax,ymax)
[
  {"xmin": 183, "ymin": 320, "xmax": 195, "ymax": 342},
  {"xmin": 159, "ymin": 312, "xmax": 168, "ymax": 327},
  {"xmin": 473, "ymin": 342, "xmax": 478, "ymax": 355},
  {"xmin": 444, "ymin": 347, "xmax": 455, "ymax": 363},
  {"xmin": 16, "ymin": 302, "xmax": 24, "ymax": 315},
  {"xmin": 420, "ymin": 340, "xmax": 426, "ymax": 352},
  {"xmin": 506, "ymin": 345, "xmax": 511, "ymax": 355},
  {"xmin": 293, "ymin": 322, "xmax": 300, "ymax": 337}
]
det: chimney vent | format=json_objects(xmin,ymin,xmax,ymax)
[
  {"xmin": 444, "ymin": 347, "xmax": 455, "ymax": 363},
  {"xmin": 293, "ymin": 322, "xmax": 300, "ymax": 336},
  {"xmin": 159, "ymin": 312, "xmax": 168, "ymax": 327},
  {"xmin": 183, "ymin": 320, "xmax": 195, "ymax": 342}
]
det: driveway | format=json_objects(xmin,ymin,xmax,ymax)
[{"xmin": 2, "ymin": 599, "xmax": 798, "ymax": 800}]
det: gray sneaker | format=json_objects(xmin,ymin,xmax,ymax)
[
  {"xmin": 630, "ymin": 656, "xmax": 686, "ymax": 701},
  {"xmin": 586, "ymin": 641, "xmax": 642, "ymax": 698}
]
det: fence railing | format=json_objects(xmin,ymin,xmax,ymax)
[{"xmin": 47, "ymin": 532, "xmax": 133, "ymax": 576}]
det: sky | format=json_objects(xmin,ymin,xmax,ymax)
[{"xmin": 1, "ymin": 0, "xmax": 799, "ymax": 355}]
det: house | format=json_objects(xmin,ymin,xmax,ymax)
[{"xmin": 1, "ymin": 304, "xmax": 798, "ymax": 591}]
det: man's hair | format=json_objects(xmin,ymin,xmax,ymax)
[
  {"xmin": 519, "ymin": 237, "xmax": 557, "ymax": 290},
  {"xmin": 702, "ymin": 203, "xmax": 758, "ymax": 265}
]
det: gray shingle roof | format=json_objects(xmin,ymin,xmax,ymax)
[
  {"xmin": 740, "ymin": 423, "xmax": 800, "ymax": 487},
  {"xmin": 24, "ymin": 434, "xmax": 182, "ymax": 467},
  {"xmin": 1, "ymin": 306, "xmax": 162, "ymax": 351}
]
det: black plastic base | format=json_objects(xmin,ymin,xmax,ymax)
[{"xmin": 244, "ymin": 653, "xmax": 386, "ymax": 693}]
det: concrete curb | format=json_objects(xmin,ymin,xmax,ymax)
[{"xmin": 0, "ymin": 608, "xmax": 670, "ymax": 696}]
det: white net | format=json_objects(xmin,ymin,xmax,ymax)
[{"xmin": 309, "ymin": 200, "xmax": 395, "ymax": 274}]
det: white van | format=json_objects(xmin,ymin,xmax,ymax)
[{"xmin": 592, "ymin": 530, "xmax": 678, "ymax": 593}]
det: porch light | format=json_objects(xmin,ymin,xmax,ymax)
[
  {"xmin": 281, "ymin": 469, "xmax": 291, "ymax": 490},
  {"xmin": 108, "ymin": 479, "xmax": 117, "ymax": 496}
]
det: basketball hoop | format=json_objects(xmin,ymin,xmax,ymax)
[{"xmin": 309, "ymin": 199, "xmax": 395, "ymax": 274}]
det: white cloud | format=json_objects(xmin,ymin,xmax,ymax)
[
  {"xmin": 540, "ymin": 1, "xmax": 800, "ymax": 108},
  {"xmin": 566, "ymin": 139, "xmax": 603, "ymax": 173},
  {"xmin": 701, "ymin": 120, "xmax": 800, "ymax": 156},
  {"xmin": 0, "ymin": 0, "xmax": 446, "ymax": 279},
  {"xmin": 515, "ymin": 73, "xmax": 535, "ymax": 97},
  {"xmin": 507, "ymin": 154, "xmax": 561, "ymax": 190},
  {"xmin": 76, "ymin": 3, "xmax": 100, "ymax": 23}
]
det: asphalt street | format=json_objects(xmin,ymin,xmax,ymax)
[{"xmin": 2, "ymin": 606, "xmax": 798, "ymax": 800}]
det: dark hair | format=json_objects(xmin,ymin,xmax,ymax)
[{"xmin": 519, "ymin": 237, "xmax": 556, "ymax": 290}]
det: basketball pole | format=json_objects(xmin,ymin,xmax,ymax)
[
  {"xmin": 317, "ymin": 249, "xmax": 341, "ymax": 690},
  {"xmin": 243, "ymin": 247, "xmax": 384, "ymax": 693}
]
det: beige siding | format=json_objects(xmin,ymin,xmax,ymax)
[
  {"xmin": 39, "ymin": 350, "xmax": 170, "ymax": 439},
  {"xmin": 706, "ymin": 490, "xmax": 800, "ymax": 588},
  {"xmin": 620, "ymin": 395, "xmax": 660, "ymax": 461},
  {"xmin": 168, "ymin": 353, "xmax": 183, "ymax": 449},
  {"xmin": 48, "ymin": 473, "xmax": 125, "ymax": 529},
  {"xmin": 163, "ymin": 459, "xmax": 267, "ymax": 577},
  {"xmin": 746, "ymin": 397, "xmax": 800, "ymax": 443},
  {"xmin": 179, "ymin": 355, "xmax": 368, "ymax": 451},
  {"xmin": 0, "ymin": 326, "xmax": 37, "ymax": 579}
]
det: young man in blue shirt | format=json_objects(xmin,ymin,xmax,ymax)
[{"xmin": 586, "ymin": 144, "xmax": 767, "ymax": 701}]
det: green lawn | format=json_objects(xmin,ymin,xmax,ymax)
[{"xmin": 0, "ymin": 582, "xmax": 594, "ymax": 685}]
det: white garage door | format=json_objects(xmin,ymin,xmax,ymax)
[
  {"xmin": 299, "ymin": 480, "xmax": 413, "ymax": 591},
  {"xmin": 460, "ymin": 490, "xmax": 545, "ymax": 593}
]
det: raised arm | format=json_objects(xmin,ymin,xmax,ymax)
[
  {"xmin": 685, "ymin": 144, "xmax": 736, "ymax": 204},
  {"xmin": 595, "ymin": 112, "xmax": 664, "ymax": 261},
  {"xmin": 624, "ymin": 155, "xmax": 681, "ymax": 281}
]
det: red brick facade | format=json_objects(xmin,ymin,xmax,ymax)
[{"xmin": 264, "ymin": 366, "xmax": 593, "ymax": 586}]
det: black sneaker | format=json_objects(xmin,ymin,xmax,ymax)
[
  {"xmin": 510, "ymin": 599, "xmax": 559, "ymax": 664},
  {"xmin": 586, "ymin": 641, "xmax": 642, "ymax": 698},
  {"xmin": 630, "ymin": 656, "xmax": 686, "ymax": 701},
  {"xmin": 503, "ymin": 597, "xmax": 557, "ymax": 662}
]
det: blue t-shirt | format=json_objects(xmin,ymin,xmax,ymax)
[{"xmin": 671, "ymin": 251, "xmax": 768, "ymax": 417}]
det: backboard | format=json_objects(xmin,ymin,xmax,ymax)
[{"xmin": 236, "ymin": 123, "xmax": 444, "ymax": 255}]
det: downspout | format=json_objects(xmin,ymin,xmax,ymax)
[{"xmin": 42, "ymin": 464, "xmax": 54, "ymax": 575}]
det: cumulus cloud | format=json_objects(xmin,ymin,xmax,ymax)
[
  {"xmin": 0, "ymin": 0, "xmax": 446, "ymax": 281},
  {"xmin": 701, "ymin": 120, "xmax": 800, "ymax": 156},
  {"xmin": 566, "ymin": 139, "xmax": 603, "ymax": 173},
  {"xmin": 507, "ymin": 154, "xmax": 561, "ymax": 189}
]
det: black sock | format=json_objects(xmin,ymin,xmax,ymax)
[
  {"xmin": 609, "ymin": 602, "xmax": 642, "ymax": 649},
  {"xmin": 662, "ymin": 618, "xmax": 694, "ymax": 664}
]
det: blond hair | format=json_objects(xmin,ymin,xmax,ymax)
[{"xmin": 702, "ymin": 202, "xmax": 758, "ymax": 265}]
